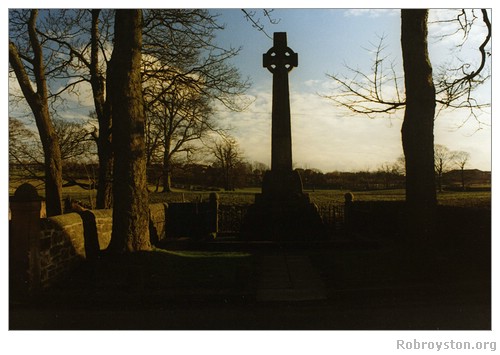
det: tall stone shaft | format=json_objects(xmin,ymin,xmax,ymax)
[
  {"xmin": 241, "ymin": 32, "xmax": 324, "ymax": 241},
  {"xmin": 263, "ymin": 32, "xmax": 298, "ymax": 173}
]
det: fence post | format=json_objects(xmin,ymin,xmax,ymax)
[
  {"xmin": 10, "ymin": 183, "xmax": 43, "ymax": 300},
  {"xmin": 208, "ymin": 192, "xmax": 219, "ymax": 237}
]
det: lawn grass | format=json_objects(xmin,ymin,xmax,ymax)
[
  {"xmin": 435, "ymin": 190, "xmax": 491, "ymax": 209},
  {"xmin": 55, "ymin": 248, "xmax": 254, "ymax": 302},
  {"xmin": 136, "ymin": 248, "xmax": 253, "ymax": 291},
  {"xmin": 149, "ymin": 188, "xmax": 490, "ymax": 210}
]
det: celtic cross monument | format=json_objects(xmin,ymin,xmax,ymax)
[
  {"xmin": 264, "ymin": 32, "xmax": 297, "ymax": 173},
  {"xmin": 242, "ymin": 32, "xmax": 324, "ymax": 241},
  {"xmin": 260, "ymin": 32, "xmax": 303, "ymax": 197}
]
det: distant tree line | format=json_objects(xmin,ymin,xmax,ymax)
[{"xmin": 12, "ymin": 116, "xmax": 486, "ymax": 192}]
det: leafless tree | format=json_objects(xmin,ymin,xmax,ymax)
[
  {"xmin": 142, "ymin": 9, "xmax": 251, "ymax": 112},
  {"xmin": 54, "ymin": 119, "xmax": 95, "ymax": 162},
  {"xmin": 452, "ymin": 150, "xmax": 471, "ymax": 190},
  {"xmin": 431, "ymin": 9, "xmax": 491, "ymax": 126},
  {"xmin": 88, "ymin": 9, "xmax": 114, "ymax": 208},
  {"xmin": 324, "ymin": 9, "xmax": 491, "ymax": 237},
  {"xmin": 434, "ymin": 144, "xmax": 454, "ymax": 192},
  {"xmin": 9, "ymin": 9, "xmax": 115, "ymax": 208},
  {"xmin": 9, "ymin": 116, "xmax": 96, "ymax": 190},
  {"xmin": 241, "ymin": 9, "xmax": 280, "ymax": 39},
  {"xmin": 144, "ymin": 74, "xmax": 216, "ymax": 192},
  {"xmin": 10, "ymin": 9, "xmax": 250, "ymax": 208},
  {"xmin": 141, "ymin": 9, "xmax": 250, "ymax": 191},
  {"xmin": 324, "ymin": 34, "xmax": 405, "ymax": 118},
  {"xmin": 377, "ymin": 162, "xmax": 404, "ymax": 189},
  {"xmin": 10, "ymin": 9, "xmax": 252, "ymax": 209},
  {"xmin": 211, "ymin": 136, "xmax": 245, "ymax": 191},
  {"xmin": 393, "ymin": 155, "xmax": 406, "ymax": 175},
  {"xmin": 107, "ymin": 9, "xmax": 151, "ymax": 253},
  {"xmin": 9, "ymin": 117, "xmax": 44, "ymax": 184},
  {"xmin": 400, "ymin": 9, "xmax": 437, "ymax": 236},
  {"xmin": 325, "ymin": 9, "xmax": 491, "ymax": 122},
  {"xmin": 9, "ymin": 9, "xmax": 63, "ymax": 216}
]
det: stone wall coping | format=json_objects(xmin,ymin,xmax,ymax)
[{"xmin": 46, "ymin": 213, "xmax": 83, "ymax": 229}]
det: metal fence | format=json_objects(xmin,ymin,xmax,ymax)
[
  {"xmin": 218, "ymin": 204, "xmax": 251, "ymax": 234},
  {"xmin": 317, "ymin": 203, "xmax": 345, "ymax": 231},
  {"xmin": 217, "ymin": 203, "xmax": 345, "ymax": 235}
]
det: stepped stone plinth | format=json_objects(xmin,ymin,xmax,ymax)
[{"xmin": 242, "ymin": 33, "xmax": 324, "ymax": 241}]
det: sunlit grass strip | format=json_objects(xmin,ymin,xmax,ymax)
[{"xmin": 154, "ymin": 248, "xmax": 252, "ymax": 258}]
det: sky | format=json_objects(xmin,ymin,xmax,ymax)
[
  {"xmin": 6, "ymin": 8, "xmax": 492, "ymax": 172},
  {"xmin": 208, "ymin": 8, "xmax": 492, "ymax": 172}
]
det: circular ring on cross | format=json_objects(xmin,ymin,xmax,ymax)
[{"xmin": 263, "ymin": 46, "xmax": 298, "ymax": 74}]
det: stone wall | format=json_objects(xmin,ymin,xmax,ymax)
[
  {"xmin": 91, "ymin": 210, "xmax": 113, "ymax": 248},
  {"xmin": 166, "ymin": 193, "xmax": 218, "ymax": 240},
  {"xmin": 10, "ymin": 183, "xmax": 217, "ymax": 297},
  {"xmin": 39, "ymin": 213, "xmax": 86, "ymax": 288},
  {"xmin": 149, "ymin": 203, "xmax": 168, "ymax": 245},
  {"xmin": 9, "ymin": 183, "xmax": 170, "ymax": 295},
  {"xmin": 36, "ymin": 203, "xmax": 168, "ymax": 288}
]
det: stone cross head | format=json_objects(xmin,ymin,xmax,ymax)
[{"xmin": 263, "ymin": 32, "xmax": 298, "ymax": 74}]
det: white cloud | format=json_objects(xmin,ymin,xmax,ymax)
[
  {"xmin": 434, "ymin": 107, "xmax": 491, "ymax": 170},
  {"xmin": 215, "ymin": 77, "xmax": 491, "ymax": 172},
  {"xmin": 8, "ymin": 72, "xmax": 33, "ymax": 119},
  {"xmin": 343, "ymin": 9, "xmax": 399, "ymax": 18},
  {"xmin": 55, "ymin": 81, "xmax": 96, "ymax": 120},
  {"xmin": 215, "ymin": 81, "xmax": 405, "ymax": 172},
  {"xmin": 291, "ymin": 89, "xmax": 404, "ymax": 171},
  {"xmin": 428, "ymin": 9, "xmax": 491, "ymax": 72},
  {"xmin": 9, "ymin": 70, "xmax": 96, "ymax": 123}
]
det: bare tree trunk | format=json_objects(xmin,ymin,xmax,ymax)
[
  {"xmin": 401, "ymin": 9, "xmax": 437, "ymax": 237},
  {"xmin": 95, "ymin": 142, "xmax": 113, "ymax": 208},
  {"xmin": 90, "ymin": 9, "xmax": 113, "ymax": 209},
  {"xmin": 162, "ymin": 168, "xmax": 172, "ymax": 193},
  {"xmin": 436, "ymin": 160, "xmax": 444, "ymax": 192},
  {"xmin": 9, "ymin": 10, "xmax": 63, "ymax": 216},
  {"xmin": 108, "ymin": 9, "xmax": 151, "ymax": 252},
  {"xmin": 161, "ymin": 137, "xmax": 172, "ymax": 192},
  {"xmin": 461, "ymin": 168, "xmax": 466, "ymax": 191},
  {"xmin": 225, "ymin": 165, "xmax": 232, "ymax": 191}
]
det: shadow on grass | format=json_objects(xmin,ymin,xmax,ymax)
[
  {"xmin": 41, "ymin": 248, "xmax": 255, "ymax": 308},
  {"xmin": 307, "ymin": 204, "xmax": 491, "ymax": 328},
  {"xmin": 11, "ymin": 203, "xmax": 491, "ymax": 330}
]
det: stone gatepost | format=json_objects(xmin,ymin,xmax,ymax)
[
  {"xmin": 208, "ymin": 192, "xmax": 219, "ymax": 235},
  {"xmin": 10, "ymin": 183, "xmax": 43, "ymax": 299}
]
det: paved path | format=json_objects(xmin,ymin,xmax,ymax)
[{"xmin": 256, "ymin": 253, "xmax": 327, "ymax": 302}]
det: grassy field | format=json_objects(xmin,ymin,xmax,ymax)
[
  {"xmin": 9, "ymin": 179, "xmax": 491, "ymax": 210},
  {"xmin": 149, "ymin": 188, "xmax": 491, "ymax": 209}
]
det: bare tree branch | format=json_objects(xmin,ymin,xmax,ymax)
[
  {"xmin": 325, "ymin": 10, "xmax": 491, "ymax": 127},
  {"xmin": 323, "ymin": 35, "xmax": 405, "ymax": 118},
  {"xmin": 241, "ymin": 9, "xmax": 280, "ymax": 40}
]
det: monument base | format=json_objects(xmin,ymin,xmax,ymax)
[{"xmin": 242, "ymin": 171, "xmax": 325, "ymax": 241}]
